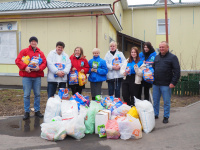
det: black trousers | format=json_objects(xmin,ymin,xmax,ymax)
[
  {"xmin": 70, "ymin": 84, "xmax": 84, "ymax": 95},
  {"xmin": 122, "ymin": 74, "xmax": 141, "ymax": 106},
  {"xmin": 139, "ymin": 80, "xmax": 152, "ymax": 101}
]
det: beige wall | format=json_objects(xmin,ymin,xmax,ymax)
[
  {"xmin": 123, "ymin": 6, "xmax": 200, "ymax": 71},
  {"xmin": 0, "ymin": 12, "xmax": 117, "ymax": 87}
]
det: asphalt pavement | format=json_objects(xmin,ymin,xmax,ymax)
[{"xmin": 0, "ymin": 100, "xmax": 200, "ymax": 150}]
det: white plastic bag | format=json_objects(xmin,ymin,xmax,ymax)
[
  {"xmin": 44, "ymin": 95, "xmax": 62, "ymax": 123},
  {"xmin": 61, "ymin": 100, "xmax": 78, "ymax": 121},
  {"xmin": 40, "ymin": 121, "xmax": 67, "ymax": 141},
  {"xmin": 135, "ymin": 97, "xmax": 155, "ymax": 133},
  {"xmin": 127, "ymin": 115, "xmax": 142, "ymax": 139},
  {"xmin": 117, "ymin": 117, "xmax": 133, "ymax": 140},
  {"xmin": 63, "ymin": 106, "xmax": 87, "ymax": 139},
  {"xmin": 111, "ymin": 104, "xmax": 131, "ymax": 116}
]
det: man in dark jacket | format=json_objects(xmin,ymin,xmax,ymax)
[{"xmin": 153, "ymin": 41, "xmax": 180, "ymax": 124}]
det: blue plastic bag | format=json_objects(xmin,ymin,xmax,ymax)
[
  {"xmin": 143, "ymin": 67, "xmax": 154, "ymax": 84},
  {"xmin": 28, "ymin": 55, "xmax": 42, "ymax": 68},
  {"xmin": 69, "ymin": 70, "xmax": 78, "ymax": 85},
  {"xmin": 54, "ymin": 63, "xmax": 65, "ymax": 77}
]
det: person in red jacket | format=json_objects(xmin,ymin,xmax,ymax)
[
  {"xmin": 69, "ymin": 46, "xmax": 89, "ymax": 95},
  {"xmin": 15, "ymin": 36, "xmax": 47, "ymax": 120}
]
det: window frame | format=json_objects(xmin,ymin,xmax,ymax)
[{"xmin": 157, "ymin": 19, "xmax": 170, "ymax": 35}]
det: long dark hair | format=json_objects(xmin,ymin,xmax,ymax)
[
  {"xmin": 143, "ymin": 42, "xmax": 154, "ymax": 53},
  {"xmin": 128, "ymin": 47, "xmax": 140, "ymax": 63}
]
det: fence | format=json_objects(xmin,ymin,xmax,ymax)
[{"xmin": 172, "ymin": 73, "xmax": 200, "ymax": 96}]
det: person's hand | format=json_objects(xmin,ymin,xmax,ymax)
[
  {"xmin": 57, "ymin": 71, "xmax": 65, "ymax": 77},
  {"xmin": 93, "ymin": 69, "xmax": 97, "ymax": 72},
  {"xmin": 25, "ymin": 66, "xmax": 31, "ymax": 73},
  {"xmin": 169, "ymin": 83, "xmax": 175, "ymax": 88},
  {"xmin": 31, "ymin": 66, "xmax": 40, "ymax": 72},
  {"xmin": 91, "ymin": 68, "xmax": 95, "ymax": 72},
  {"xmin": 112, "ymin": 66, "xmax": 116, "ymax": 70},
  {"xmin": 72, "ymin": 67, "xmax": 77, "ymax": 71},
  {"xmin": 81, "ymin": 69, "xmax": 84, "ymax": 73},
  {"xmin": 116, "ymin": 65, "xmax": 120, "ymax": 70},
  {"xmin": 134, "ymin": 64, "xmax": 138, "ymax": 68},
  {"xmin": 123, "ymin": 72, "xmax": 127, "ymax": 76}
]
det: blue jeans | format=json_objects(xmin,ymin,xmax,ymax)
[
  {"xmin": 47, "ymin": 82, "xmax": 66, "ymax": 98},
  {"xmin": 22, "ymin": 77, "xmax": 41, "ymax": 112},
  {"xmin": 153, "ymin": 85, "xmax": 171, "ymax": 118},
  {"xmin": 107, "ymin": 78, "xmax": 122, "ymax": 98}
]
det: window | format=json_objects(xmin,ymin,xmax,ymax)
[{"xmin": 157, "ymin": 19, "xmax": 170, "ymax": 35}]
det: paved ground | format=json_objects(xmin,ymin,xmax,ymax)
[{"xmin": 0, "ymin": 101, "xmax": 200, "ymax": 150}]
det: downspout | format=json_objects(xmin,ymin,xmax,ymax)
[
  {"xmin": 131, "ymin": 7, "xmax": 134, "ymax": 37},
  {"xmin": 164, "ymin": 0, "xmax": 169, "ymax": 43},
  {"xmin": 96, "ymin": 15, "xmax": 98, "ymax": 48},
  {"xmin": 2, "ymin": 0, "xmax": 121, "ymax": 48}
]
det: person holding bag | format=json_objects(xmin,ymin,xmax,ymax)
[
  {"xmin": 69, "ymin": 46, "xmax": 89, "ymax": 95},
  {"xmin": 104, "ymin": 41, "xmax": 125, "ymax": 98},
  {"xmin": 88, "ymin": 48, "xmax": 108, "ymax": 100},
  {"xmin": 121, "ymin": 47, "xmax": 143, "ymax": 106},
  {"xmin": 139, "ymin": 42, "xmax": 157, "ymax": 101}
]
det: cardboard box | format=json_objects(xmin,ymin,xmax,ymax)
[{"xmin": 95, "ymin": 111, "xmax": 109, "ymax": 134}]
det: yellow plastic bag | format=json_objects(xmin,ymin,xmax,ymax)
[
  {"xmin": 127, "ymin": 106, "xmax": 143, "ymax": 130},
  {"xmin": 127, "ymin": 106, "xmax": 139, "ymax": 119},
  {"xmin": 21, "ymin": 56, "xmax": 30, "ymax": 65},
  {"xmin": 78, "ymin": 72, "xmax": 87, "ymax": 86}
]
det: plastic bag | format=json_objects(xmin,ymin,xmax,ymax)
[
  {"xmin": 111, "ymin": 104, "xmax": 131, "ymax": 116},
  {"xmin": 61, "ymin": 100, "xmax": 78, "ymax": 121},
  {"xmin": 41, "ymin": 121, "xmax": 67, "ymax": 141},
  {"xmin": 98, "ymin": 124, "xmax": 107, "ymax": 138},
  {"xmin": 127, "ymin": 115, "xmax": 142, "ymax": 139},
  {"xmin": 85, "ymin": 101, "xmax": 103, "ymax": 134},
  {"xmin": 69, "ymin": 70, "xmax": 78, "ymax": 85},
  {"xmin": 117, "ymin": 117, "xmax": 134, "ymax": 140},
  {"xmin": 54, "ymin": 63, "xmax": 65, "ymax": 77},
  {"xmin": 58, "ymin": 88, "xmax": 69, "ymax": 99},
  {"xmin": 127, "ymin": 106, "xmax": 139, "ymax": 119},
  {"xmin": 21, "ymin": 55, "xmax": 30, "ymax": 65},
  {"xmin": 112, "ymin": 54, "xmax": 122, "ymax": 66},
  {"xmin": 143, "ymin": 67, "xmax": 154, "ymax": 84},
  {"xmin": 105, "ymin": 120, "xmax": 120, "ymax": 139},
  {"xmin": 135, "ymin": 97, "xmax": 155, "ymax": 133},
  {"xmin": 51, "ymin": 116, "xmax": 62, "ymax": 122},
  {"xmin": 28, "ymin": 55, "xmax": 42, "ymax": 68},
  {"xmin": 63, "ymin": 106, "xmax": 87, "ymax": 139},
  {"xmin": 44, "ymin": 95, "xmax": 62, "ymax": 123},
  {"xmin": 78, "ymin": 72, "xmax": 87, "ymax": 86}
]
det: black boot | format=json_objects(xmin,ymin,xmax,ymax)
[
  {"xmin": 23, "ymin": 112, "xmax": 30, "ymax": 120},
  {"xmin": 35, "ymin": 111, "xmax": 43, "ymax": 118}
]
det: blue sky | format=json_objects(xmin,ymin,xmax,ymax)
[{"xmin": 127, "ymin": 0, "xmax": 200, "ymax": 5}]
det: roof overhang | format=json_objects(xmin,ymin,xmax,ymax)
[
  {"xmin": 129, "ymin": 3, "xmax": 200, "ymax": 9},
  {"xmin": 0, "ymin": 4, "xmax": 122, "ymax": 31}
]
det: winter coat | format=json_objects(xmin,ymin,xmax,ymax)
[
  {"xmin": 70, "ymin": 54, "xmax": 89, "ymax": 75},
  {"xmin": 104, "ymin": 50, "xmax": 126, "ymax": 80},
  {"xmin": 47, "ymin": 49, "xmax": 71, "ymax": 82},
  {"xmin": 139, "ymin": 51, "xmax": 157, "ymax": 68},
  {"xmin": 153, "ymin": 51, "xmax": 180, "ymax": 86},
  {"xmin": 88, "ymin": 56, "xmax": 108, "ymax": 82},
  {"xmin": 15, "ymin": 45, "xmax": 47, "ymax": 78}
]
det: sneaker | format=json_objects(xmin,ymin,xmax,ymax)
[
  {"xmin": 35, "ymin": 111, "xmax": 43, "ymax": 118},
  {"xmin": 23, "ymin": 112, "xmax": 30, "ymax": 120},
  {"xmin": 155, "ymin": 116, "xmax": 159, "ymax": 119},
  {"xmin": 163, "ymin": 117, "xmax": 169, "ymax": 124}
]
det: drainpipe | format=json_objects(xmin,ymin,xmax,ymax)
[
  {"xmin": 131, "ymin": 7, "xmax": 134, "ymax": 37},
  {"xmin": 2, "ymin": 0, "xmax": 121, "ymax": 49},
  {"xmin": 164, "ymin": 0, "xmax": 169, "ymax": 43}
]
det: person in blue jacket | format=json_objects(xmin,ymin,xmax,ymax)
[
  {"xmin": 139, "ymin": 42, "xmax": 157, "ymax": 101},
  {"xmin": 122, "ymin": 47, "xmax": 143, "ymax": 106},
  {"xmin": 88, "ymin": 48, "xmax": 108, "ymax": 100}
]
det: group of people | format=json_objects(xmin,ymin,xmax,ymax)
[{"xmin": 15, "ymin": 36, "xmax": 180, "ymax": 124}]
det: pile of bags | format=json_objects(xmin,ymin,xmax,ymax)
[{"xmin": 41, "ymin": 90, "xmax": 155, "ymax": 141}]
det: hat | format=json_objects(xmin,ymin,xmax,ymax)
[{"xmin": 29, "ymin": 36, "xmax": 38, "ymax": 43}]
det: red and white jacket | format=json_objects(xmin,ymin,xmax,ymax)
[{"xmin": 15, "ymin": 45, "xmax": 47, "ymax": 78}]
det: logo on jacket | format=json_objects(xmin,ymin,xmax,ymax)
[
  {"xmin": 92, "ymin": 61, "xmax": 99, "ymax": 69},
  {"xmin": 81, "ymin": 61, "xmax": 84, "ymax": 67}
]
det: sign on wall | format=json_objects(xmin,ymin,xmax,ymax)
[{"xmin": 0, "ymin": 22, "xmax": 17, "ymax": 64}]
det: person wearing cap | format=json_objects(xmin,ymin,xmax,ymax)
[
  {"xmin": 15, "ymin": 36, "xmax": 47, "ymax": 120},
  {"xmin": 46, "ymin": 41, "xmax": 71, "ymax": 98}
]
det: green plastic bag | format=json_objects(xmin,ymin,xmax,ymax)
[
  {"xmin": 85, "ymin": 101, "xmax": 103, "ymax": 134},
  {"xmin": 98, "ymin": 124, "xmax": 107, "ymax": 138}
]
